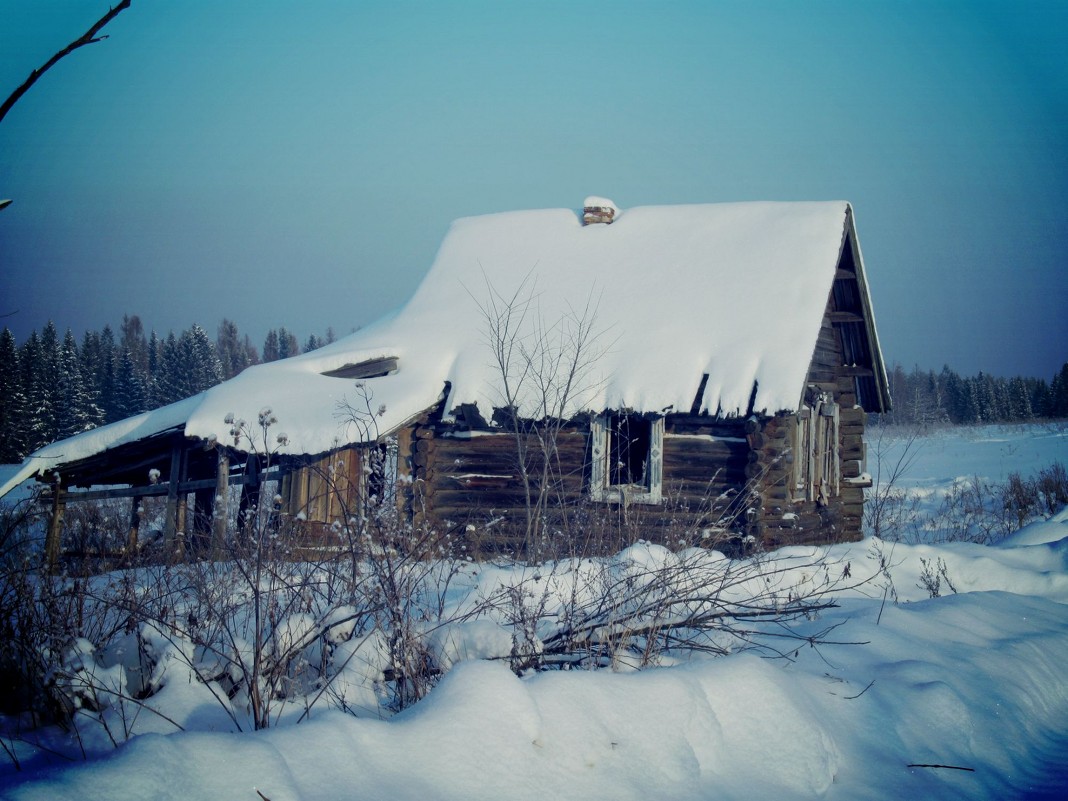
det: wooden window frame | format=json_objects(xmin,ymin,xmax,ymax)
[
  {"xmin": 590, "ymin": 413, "xmax": 664, "ymax": 505},
  {"xmin": 791, "ymin": 392, "xmax": 840, "ymax": 505}
]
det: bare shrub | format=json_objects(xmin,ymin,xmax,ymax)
[
  {"xmin": 485, "ymin": 542, "xmax": 862, "ymax": 673},
  {"xmin": 917, "ymin": 557, "xmax": 956, "ymax": 599},
  {"xmin": 472, "ymin": 273, "xmax": 610, "ymax": 557},
  {"xmin": 864, "ymin": 424, "xmax": 924, "ymax": 541},
  {"xmin": 866, "ymin": 424, "xmax": 1066, "ymax": 545},
  {"xmin": 1035, "ymin": 461, "xmax": 1068, "ymax": 515}
]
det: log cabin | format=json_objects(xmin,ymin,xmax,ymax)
[{"xmin": 0, "ymin": 199, "xmax": 890, "ymax": 562}]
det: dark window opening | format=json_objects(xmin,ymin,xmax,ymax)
[
  {"xmin": 608, "ymin": 414, "xmax": 652, "ymax": 488},
  {"xmin": 365, "ymin": 436, "xmax": 399, "ymax": 508}
]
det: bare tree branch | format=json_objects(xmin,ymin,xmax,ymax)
[{"xmin": 0, "ymin": 1, "xmax": 132, "ymax": 127}]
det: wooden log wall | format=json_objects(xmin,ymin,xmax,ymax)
[
  {"xmin": 756, "ymin": 384, "xmax": 871, "ymax": 551},
  {"xmin": 411, "ymin": 416, "xmax": 757, "ymax": 552},
  {"xmin": 660, "ymin": 417, "xmax": 750, "ymax": 529},
  {"xmin": 414, "ymin": 428, "xmax": 588, "ymax": 525}
]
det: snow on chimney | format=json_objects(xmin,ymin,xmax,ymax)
[{"xmin": 583, "ymin": 196, "xmax": 618, "ymax": 225}]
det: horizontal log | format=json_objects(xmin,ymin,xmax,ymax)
[
  {"xmin": 430, "ymin": 469, "xmax": 584, "ymax": 490},
  {"xmin": 662, "ymin": 461, "xmax": 747, "ymax": 480},
  {"xmin": 663, "ymin": 437, "xmax": 748, "ymax": 458},
  {"xmin": 428, "ymin": 485, "xmax": 585, "ymax": 507},
  {"xmin": 839, "ymin": 407, "xmax": 866, "ymax": 425},
  {"xmin": 842, "ymin": 459, "xmax": 864, "ymax": 479},
  {"xmin": 763, "ymin": 511, "xmax": 825, "ymax": 530},
  {"xmin": 49, "ymin": 470, "xmax": 282, "ymax": 502},
  {"xmin": 760, "ymin": 419, "xmax": 790, "ymax": 437},
  {"xmin": 664, "ymin": 418, "xmax": 748, "ymax": 438},
  {"xmin": 840, "ymin": 487, "xmax": 866, "ymax": 504},
  {"xmin": 662, "ymin": 468, "xmax": 747, "ymax": 486},
  {"xmin": 839, "ymin": 502, "xmax": 865, "ymax": 517},
  {"xmin": 664, "ymin": 488, "xmax": 747, "ymax": 506},
  {"xmin": 760, "ymin": 490, "xmax": 793, "ymax": 507},
  {"xmin": 438, "ymin": 474, "xmax": 516, "ymax": 490},
  {"xmin": 828, "ymin": 311, "xmax": 863, "ymax": 323},
  {"xmin": 425, "ymin": 438, "xmax": 586, "ymax": 461}
]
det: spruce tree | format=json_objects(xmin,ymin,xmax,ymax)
[
  {"xmin": 1007, "ymin": 377, "xmax": 1034, "ymax": 420},
  {"xmin": 147, "ymin": 331, "xmax": 163, "ymax": 408},
  {"xmin": 263, "ymin": 329, "xmax": 280, "ymax": 362},
  {"xmin": 120, "ymin": 314, "xmax": 149, "ymax": 376},
  {"xmin": 99, "ymin": 325, "xmax": 118, "ymax": 423},
  {"xmin": 0, "ymin": 328, "xmax": 26, "ymax": 461},
  {"xmin": 277, "ymin": 327, "xmax": 299, "ymax": 360},
  {"xmin": 113, "ymin": 347, "xmax": 148, "ymax": 419},
  {"xmin": 79, "ymin": 330, "xmax": 106, "ymax": 427},
  {"xmin": 184, "ymin": 324, "xmax": 223, "ymax": 394},
  {"xmin": 55, "ymin": 328, "xmax": 94, "ymax": 439},
  {"xmin": 20, "ymin": 331, "xmax": 51, "ymax": 452},
  {"xmin": 158, "ymin": 331, "xmax": 182, "ymax": 405},
  {"xmin": 217, "ymin": 318, "xmax": 255, "ymax": 380},
  {"xmin": 1051, "ymin": 363, "xmax": 1068, "ymax": 418}
]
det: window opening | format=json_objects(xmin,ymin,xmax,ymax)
[
  {"xmin": 364, "ymin": 435, "xmax": 399, "ymax": 509},
  {"xmin": 609, "ymin": 415, "xmax": 651, "ymax": 487},
  {"xmin": 591, "ymin": 413, "xmax": 663, "ymax": 504}
]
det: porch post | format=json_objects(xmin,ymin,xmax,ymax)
[
  {"xmin": 126, "ymin": 495, "xmax": 141, "ymax": 556},
  {"xmin": 163, "ymin": 445, "xmax": 182, "ymax": 558},
  {"xmin": 212, "ymin": 449, "xmax": 230, "ymax": 556},
  {"xmin": 238, "ymin": 454, "xmax": 261, "ymax": 529},
  {"xmin": 44, "ymin": 474, "xmax": 65, "ymax": 571},
  {"xmin": 193, "ymin": 488, "xmax": 214, "ymax": 555}
]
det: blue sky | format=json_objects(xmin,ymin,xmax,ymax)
[{"xmin": 1, "ymin": 0, "xmax": 1065, "ymax": 379}]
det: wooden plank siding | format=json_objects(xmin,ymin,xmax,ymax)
[{"xmin": 276, "ymin": 448, "xmax": 364, "ymax": 547}]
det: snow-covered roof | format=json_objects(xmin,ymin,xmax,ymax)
[{"xmin": 1, "ymin": 200, "xmax": 874, "ymax": 494}]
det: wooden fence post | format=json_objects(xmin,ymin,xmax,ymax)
[{"xmin": 44, "ymin": 474, "xmax": 65, "ymax": 571}]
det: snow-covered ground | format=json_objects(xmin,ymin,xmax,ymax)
[
  {"xmin": 869, "ymin": 422, "xmax": 1067, "ymax": 504},
  {"xmin": 2, "ymin": 423, "xmax": 1067, "ymax": 800}
]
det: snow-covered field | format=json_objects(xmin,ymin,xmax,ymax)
[{"xmin": 2, "ymin": 423, "xmax": 1067, "ymax": 801}]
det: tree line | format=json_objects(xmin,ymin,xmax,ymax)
[
  {"xmin": 878, "ymin": 362, "xmax": 1068, "ymax": 427},
  {"xmin": 0, "ymin": 316, "xmax": 336, "ymax": 463}
]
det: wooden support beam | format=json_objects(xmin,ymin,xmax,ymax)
[
  {"xmin": 837, "ymin": 366, "xmax": 875, "ymax": 378},
  {"xmin": 213, "ymin": 450, "xmax": 230, "ymax": 556},
  {"xmin": 193, "ymin": 488, "xmax": 213, "ymax": 555},
  {"xmin": 126, "ymin": 495, "xmax": 140, "ymax": 557},
  {"xmin": 163, "ymin": 446, "xmax": 181, "ymax": 558},
  {"xmin": 174, "ymin": 448, "xmax": 190, "ymax": 561},
  {"xmin": 44, "ymin": 476, "xmax": 65, "ymax": 571},
  {"xmin": 45, "ymin": 470, "xmax": 280, "ymax": 503},
  {"xmin": 828, "ymin": 311, "xmax": 863, "ymax": 323},
  {"xmin": 238, "ymin": 454, "xmax": 261, "ymax": 529}
]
